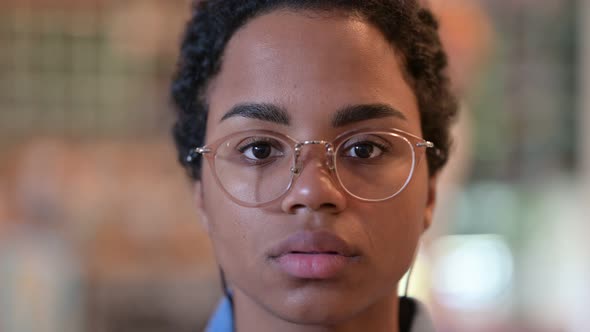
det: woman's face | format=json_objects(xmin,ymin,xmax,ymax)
[{"xmin": 196, "ymin": 9, "xmax": 437, "ymax": 326}]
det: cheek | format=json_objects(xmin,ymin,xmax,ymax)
[
  {"xmin": 355, "ymin": 178, "xmax": 428, "ymax": 278},
  {"xmin": 200, "ymin": 165, "xmax": 266, "ymax": 276},
  {"xmin": 367, "ymin": 201, "xmax": 422, "ymax": 253},
  {"xmin": 201, "ymin": 166, "xmax": 243, "ymax": 258}
]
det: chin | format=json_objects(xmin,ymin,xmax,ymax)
[
  {"xmin": 267, "ymin": 286, "xmax": 368, "ymax": 326},
  {"xmin": 275, "ymin": 305, "xmax": 357, "ymax": 326}
]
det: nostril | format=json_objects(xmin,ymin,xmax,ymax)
[
  {"xmin": 319, "ymin": 203, "xmax": 337, "ymax": 210},
  {"xmin": 289, "ymin": 204, "xmax": 306, "ymax": 213}
]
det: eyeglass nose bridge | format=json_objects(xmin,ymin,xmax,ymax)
[{"xmin": 290, "ymin": 140, "xmax": 335, "ymax": 175}]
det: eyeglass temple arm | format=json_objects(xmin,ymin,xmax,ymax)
[
  {"xmin": 416, "ymin": 141, "xmax": 434, "ymax": 148},
  {"xmin": 416, "ymin": 140, "xmax": 445, "ymax": 160},
  {"xmin": 186, "ymin": 147, "xmax": 211, "ymax": 163}
]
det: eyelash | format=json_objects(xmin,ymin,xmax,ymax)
[
  {"xmin": 237, "ymin": 137, "xmax": 282, "ymax": 152},
  {"xmin": 236, "ymin": 137, "xmax": 285, "ymax": 165}
]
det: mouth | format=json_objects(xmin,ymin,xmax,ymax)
[
  {"xmin": 288, "ymin": 251, "xmax": 341, "ymax": 255},
  {"xmin": 268, "ymin": 231, "xmax": 360, "ymax": 279}
]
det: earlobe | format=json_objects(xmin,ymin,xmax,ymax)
[
  {"xmin": 193, "ymin": 181, "xmax": 211, "ymax": 232},
  {"xmin": 423, "ymin": 174, "xmax": 439, "ymax": 232}
]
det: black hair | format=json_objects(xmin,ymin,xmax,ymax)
[{"xmin": 171, "ymin": 0, "xmax": 458, "ymax": 180}]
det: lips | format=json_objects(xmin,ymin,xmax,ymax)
[{"xmin": 268, "ymin": 231, "xmax": 359, "ymax": 279}]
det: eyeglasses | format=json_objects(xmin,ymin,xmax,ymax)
[{"xmin": 187, "ymin": 128, "xmax": 436, "ymax": 207}]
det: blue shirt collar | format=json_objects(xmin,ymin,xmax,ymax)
[
  {"xmin": 204, "ymin": 296, "xmax": 435, "ymax": 332},
  {"xmin": 205, "ymin": 296, "xmax": 234, "ymax": 332}
]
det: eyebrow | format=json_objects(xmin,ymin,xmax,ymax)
[
  {"xmin": 220, "ymin": 102, "xmax": 406, "ymax": 127},
  {"xmin": 220, "ymin": 103, "xmax": 290, "ymax": 125},
  {"xmin": 331, "ymin": 104, "xmax": 407, "ymax": 127}
]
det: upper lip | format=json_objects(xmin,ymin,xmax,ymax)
[{"xmin": 268, "ymin": 231, "xmax": 358, "ymax": 258}]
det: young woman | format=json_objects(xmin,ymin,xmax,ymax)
[{"xmin": 171, "ymin": 1, "xmax": 458, "ymax": 331}]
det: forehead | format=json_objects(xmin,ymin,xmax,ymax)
[{"xmin": 206, "ymin": 9, "xmax": 421, "ymax": 137}]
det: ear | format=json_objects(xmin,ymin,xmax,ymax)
[
  {"xmin": 422, "ymin": 173, "xmax": 439, "ymax": 232},
  {"xmin": 193, "ymin": 181, "xmax": 211, "ymax": 233}
]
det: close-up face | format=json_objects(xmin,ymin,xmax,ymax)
[{"xmin": 196, "ymin": 9, "xmax": 437, "ymax": 326}]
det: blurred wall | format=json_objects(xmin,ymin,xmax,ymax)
[{"xmin": 0, "ymin": 0, "xmax": 588, "ymax": 331}]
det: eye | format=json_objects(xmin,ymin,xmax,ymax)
[
  {"xmin": 343, "ymin": 142, "xmax": 383, "ymax": 159},
  {"xmin": 238, "ymin": 137, "xmax": 284, "ymax": 161},
  {"xmin": 243, "ymin": 142, "xmax": 274, "ymax": 159},
  {"xmin": 341, "ymin": 136, "xmax": 390, "ymax": 159}
]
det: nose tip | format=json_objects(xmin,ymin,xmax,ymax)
[{"xmin": 281, "ymin": 157, "xmax": 347, "ymax": 214}]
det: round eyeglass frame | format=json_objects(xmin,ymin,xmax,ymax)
[{"xmin": 187, "ymin": 127, "xmax": 436, "ymax": 208}]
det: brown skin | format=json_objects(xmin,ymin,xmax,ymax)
[{"xmin": 194, "ymin": 9, "xmax": 438, "ymax": 332}]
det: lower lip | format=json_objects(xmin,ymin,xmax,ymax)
[{"xmin": 274, "ymin": 253, "xmax": 355, "ymax": 279}]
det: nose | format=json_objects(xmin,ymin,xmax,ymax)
[{"xmin": 281, "ymin": 149, "xmax": 347, "ymax": 214}]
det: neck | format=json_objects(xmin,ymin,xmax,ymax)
[{"xmin": 233, "ymin": 288, "xmax": 400, "ymax": 332}]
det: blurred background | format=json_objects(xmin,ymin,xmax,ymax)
[{"xmin": 0, "ymin": 0, "xmax": 588, "ymax": 331}]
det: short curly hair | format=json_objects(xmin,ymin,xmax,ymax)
[{"xmin": 171, "ymin": 0, "xmax": 458, "ymax": 181}]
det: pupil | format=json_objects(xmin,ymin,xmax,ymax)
[
  {"xmin": 252, "ymin": 144, "xmax": 271, "ymax": 159},
  {"xmin": 354, "ymin": 144, "xmax": 373, "ymax": 158}
]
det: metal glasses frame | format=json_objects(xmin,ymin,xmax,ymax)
[{"xmin": 188, "ymin": 127, "xmax": 436, "ymax": 208}]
